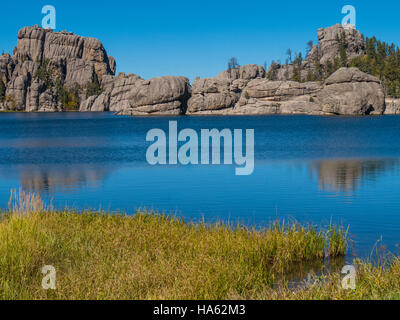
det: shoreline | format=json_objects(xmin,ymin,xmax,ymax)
[{"xmin": 1, "ymin": 110, "xmax": 399, "ymax": 117}]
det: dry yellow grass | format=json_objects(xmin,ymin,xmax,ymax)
[
  {"xmin": 0, "ymin": 190, "xmax": 349, "ymax": 300},
  {"xmin": 2, "ymin": 190, "xmax": 398, "ymax": 300}
]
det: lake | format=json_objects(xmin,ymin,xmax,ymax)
[{"xmin": 0, "ymin": 112, "xmax": 400, "ymax": 258}]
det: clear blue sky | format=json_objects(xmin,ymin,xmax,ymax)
[{"xmin": 1, "ymin": 0, "xmax": 399, "ymax": 80}]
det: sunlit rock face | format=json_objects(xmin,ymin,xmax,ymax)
[
  {"xmin": 187, "ymin": 67, "xmax": 385, "ymax": 116},
  {"xmin": 1, "ymin": 25, "xmax": 115, "ymax": 112}
]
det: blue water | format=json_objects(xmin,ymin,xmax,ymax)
[{"xmin": 1, "ymin": 112, "xmax": 400, "ymax": 257}]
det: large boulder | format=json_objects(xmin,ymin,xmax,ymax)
[
  {"xmin": 316, "ymin": 67, "xmax": 385, "ymax": 115},
  {"xmin": 82, "ymin": 73, "xmax": 192, "ymax": 115},
  {"xmin": 113, "ymin": 75, "xmax": 192, "ymax": 116},
  {"xmin": 187, "ymin": 78, "xmax": 240, "ymax": 114}
]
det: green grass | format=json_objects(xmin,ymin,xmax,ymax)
[{"xmin": 0, "ymin": 190, "xmax": 398, "ymax": 300}]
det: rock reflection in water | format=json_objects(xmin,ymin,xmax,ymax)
[
  {"xmin": 311, "ymin": 159, "xmax": 400, "ymax": 192},
  {"xmin": 15, "ymin": 165, "xmax": 112, "ymax": 194}
]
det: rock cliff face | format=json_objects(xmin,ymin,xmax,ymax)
[
  {"xmin": 0, "ymin": 25, "xmax": 191, "ymax": 115},
  {"xmin": 0, "ymin": 25, "xmax": 116, "ymax": 112}
]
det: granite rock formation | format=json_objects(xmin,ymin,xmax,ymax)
[
  {"xmin": 80, "ymin": 73, "xmax": 191, "ymax": 115},
  {"xmin": 0, "ymin": 25, "xmax": 115, "ymax": 112},
  {"xmin": 188, "ymin": 67, "xmax": 386, "ymax": 116},
  {"xmin": 0, "ymin": 24, "xmax": 392, "ymax": 116},
  {"xmin": 187, "ymin": 65, "xmax": 265, "ymax": 115},
  {"xmin": 384, "ymin": 98, "xmax": 400, "ymax": 115},
  {"xmin": 268, "ymin": 24, "xmax": 366, "ymax": 82}
]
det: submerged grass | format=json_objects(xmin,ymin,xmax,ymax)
[{"xmin": 0, "ymin": 190, "xmax": 398, "ymax": 300}]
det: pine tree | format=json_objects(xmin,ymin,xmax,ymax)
[{"xmin": 292, "ymin": 66, "xmax": 300, "ymax": 82}]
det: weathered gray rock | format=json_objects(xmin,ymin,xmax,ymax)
[
  {"xmin": 4, "ymin": 75, "xmax": 27, "ymax": 110},
  {"xmin": 187, "ymin": 64, "xmax": 266, "ymax": 114},
  {"xmin": 216, "ymin": 64, "xmax": 266, "ymax": 80},
  {"xmin": 79, "ymin": 95, "xmax": 97, "ymax": 112},
  {"xmin": 317, "ymin": 68, "xmax": 385, "ymax": 115},
  {"xmin": 187, "ymin": 78, "xmax": 239, "ymax": 114},
  {"xmin": 82, "ymin": 72, "xmax": 192, "ymax": 115},
  {"xmin": 2, "ymin": 25, "xmax": 115, "ymax": 112},
  {"xmin": 232, "ymin": 80, "xmax": 324, "ymax": 115},
  {"xmin": 26, "ymin": 79, "xmax": 44, "ymax": 112},
  {"xmin": 80, "ymin": 92, "xmax": 110, "ymax": 112},
  {"xmin": 113, "ymin": 74, "xmax": 191, "ymax": 115},
  {"xmin": 0, "ymin": 24, "xmax": 391, "ymax": 117},
  {"xmin": 314, "ymin": 24, "xmax": 366, "ymax": 65},
  {"xmin": 0, "ymin": 53, "xmax": 13, "ymax": 83},
  {"xmin": 209, "ymin": 68, "xmax": 385, "ymax": 116},
  {"xmin": 243, "ymin": 79, "xmax": 322, "ymax": 100},
  {"xmin": 64, "ymin": 59, "xmax": 96, "ymax": 87},
  {"xmin": 268, "ymin": 24, "xmax": 366, "ymax": 82},
  {"xmin": 14, "ymin": 26, "xmax": 47, "ymax": 64},
  {"xmin": 38, "ymin": 89, "xmax": 61, "ymax": 112},
  {"xmin": 384, "ymin": 98, "xmax": 400, "ymax": 114}
]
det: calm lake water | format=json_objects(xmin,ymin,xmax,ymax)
[{"xmin": 1, "ymin": 112, "xmax": 400, "ymax": 258}]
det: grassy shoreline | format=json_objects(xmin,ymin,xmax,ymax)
[{"xmin": 0, "ymin": 191, "xmax": 399, "ymax": 300}]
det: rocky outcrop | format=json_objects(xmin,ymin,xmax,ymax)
[
  {"xmin": 15, "ymin": 26, "xmax": 114, "ymax": 82},
  {"xmin": 216, "ymin": 64, "xmax": 266, "ymax": 81},
  {"xmin": 187, "ymin": 65, "xmax": 265, "ymax": 115},
  {"xmin": 316, "ymin": 68, "xmax": 385, "ymax": 115},
  {"xmin": 233, "ymin": 80, "xmax": 324, "ymax": 115},
  {"xmin": 0, "ymin": 25, "xmax": 115, "ymax": 112},
  {"xmin": 0, "ymin": 24, "xmax": 393, "ymax": 116},
  {"xmin": 81, "ymin": 73, "xmax": 192, "ymax": 115},
  {"xmin": 384, "ymin": 98, "xmax": 400, "ymax": 115},
  {"xmin": 269, "ymin": 24, "xmax": 366, "ymax": 82},
  {"xmin": 310, "ymin": 24, "xmax": 365, "ymax": 65},
  {"xmin": 113, "ymin": 74, "xmax": 191, "ymax": 116},
  {"xmin": 188, "ymin": 67, "xmax": 386, "ymax": 116},
  {"xmin": 0, "ymin": 53, "xmax": 13, "ymax": 84}
]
